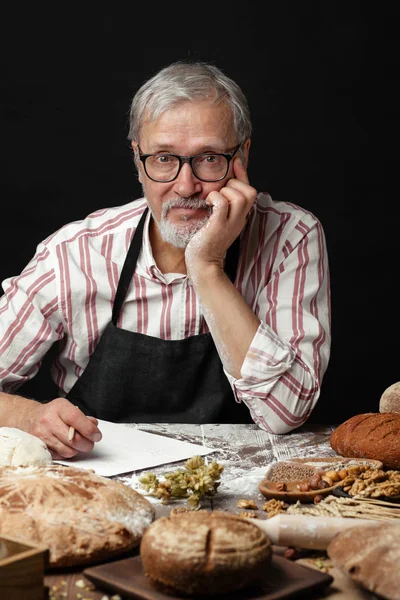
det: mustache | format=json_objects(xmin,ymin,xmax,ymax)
[{"xmin": 161, "ymin": 197, "xmax": 211, "ymax": 218}]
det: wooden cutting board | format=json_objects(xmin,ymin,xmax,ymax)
[{"xmin": 83, "ymin": 554, "xmax": 333, "ymax": 600}]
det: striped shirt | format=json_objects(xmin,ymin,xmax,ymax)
[{"xmin": 0, "ymin": 193, "xmax": 331, "ymax": 433}]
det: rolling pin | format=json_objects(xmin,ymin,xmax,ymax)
[{"xmin": 252, "ymin": 514, "xmax": 375, "ymax": 549}]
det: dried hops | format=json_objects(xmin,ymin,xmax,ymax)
[{"xmin": 139, "ymin": 455, "xmax": 224, "ymax": 508}]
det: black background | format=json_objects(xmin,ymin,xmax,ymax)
[{"xmin": 0, "ymin": 5, "xmax": 397, "ymax": 424}]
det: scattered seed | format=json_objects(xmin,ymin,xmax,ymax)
[{"xmin": 236, "ymin": 499, "xmax": 258, "ymax": 509}]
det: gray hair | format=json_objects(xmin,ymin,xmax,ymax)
[{"xmin": 127, "ymin": 61, "xmax": 252, "ymax": 145}]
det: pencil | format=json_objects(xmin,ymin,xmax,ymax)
[{"xmin": 68, "ymin": 426, "xmax": 75, "ymax": 442}]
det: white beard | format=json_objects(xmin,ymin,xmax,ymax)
[{"xmin": 157, "ymin": 197, "xmax": 212, "ymax": 249}]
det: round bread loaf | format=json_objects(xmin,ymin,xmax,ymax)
[
  {"xmin": 380, "ymin": 382, "xmax": 400, "ymax": 414},
  {"xmin": 327, "ymin": 522, "xmax": 400, "ymax": 600},
  {"xmin": 140, "ymin": 510, "xmax": 273, "ymax": 595},
  {"xmin": 330, "ymin": 412, "xmax": 400, "ymax": 468},
  {"xmin": 0, "ymin": 464, "xmax": 155, "ymax": 567}
]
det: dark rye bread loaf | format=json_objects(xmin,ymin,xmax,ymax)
[
  {"xmin": 140, "ymin": 510, "xmax": 273, "ymax": 595},
  {"xmin": 330, "ymin": 412, "xmax": 400, "ymax": 468},
  {"xmin": 328, "ymin": 522, "xmax": 400, "ymax": 600}
]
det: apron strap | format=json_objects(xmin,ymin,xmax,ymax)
[
  {"xmin": 112, "ymin": 207, "xmax": 148, "ymax": 324},
  {"xmin": 224, "ymin": 235, "xmax": 240, "ymax": 284}
]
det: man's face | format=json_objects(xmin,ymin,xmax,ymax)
[{"xmin": 132, "ymin": 100, "xmax": 240, "ymax": 248}]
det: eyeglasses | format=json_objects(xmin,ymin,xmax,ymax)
[{"xmin": 137, "ymin": 144, "xmax": 241, "ymax": 183}]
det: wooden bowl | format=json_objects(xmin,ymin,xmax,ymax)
[{"xmin": 258, "ymin": 457, "xmax": 383, "ymax": 503}]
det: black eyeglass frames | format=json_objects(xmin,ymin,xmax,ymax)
[{"xmin": 137, "ymin": 144, "xmax": 241, "ymax": 183}]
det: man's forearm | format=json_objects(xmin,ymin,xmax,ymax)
[
  {"xmin": 191, "ymin": 266, "xmax": 260, "ymax": 378},
  {"xmin": 0, "ymin": 391, "xmax": 39, "ymax": 431}
]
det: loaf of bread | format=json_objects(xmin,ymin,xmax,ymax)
[
  {"xmin": 330, "ymin": 412, "xmax": 400, "ymax": 468},
  {"xmin": 327, "ymin": 522, "xmax": 400, "ymax": 600},
  {"xmin": 0, "ymin": 464, "xmax": 155, "ymax": 567},
  {"xmin": 380, "ymin": 382, "xmax": 400, "ymax": 414},
  {"xmin": 140, "ymin": 510, "xmax": 273, "ymax": 595}
]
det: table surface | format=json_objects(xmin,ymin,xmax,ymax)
[{"xmin": 44, "ymin": 423, "xmax": 375, "ymax": 600}]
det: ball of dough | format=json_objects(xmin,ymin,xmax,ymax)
[
  {"xmin": 379, "ymin": 382, "xmax": 400, "ymax": 414},
  {"xmin": 0, "ymin": 427, "xmax": 52, "ymax": 467}
]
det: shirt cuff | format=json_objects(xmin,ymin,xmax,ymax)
[{"xmin": 225, "ymin": 321, "xmax": 296, "ymax": 391}]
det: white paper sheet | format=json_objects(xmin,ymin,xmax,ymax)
[{"xmin": 55, "ymin": 420, "xmax": 216, "ymax": 477}]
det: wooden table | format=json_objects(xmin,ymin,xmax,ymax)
[{"xmin": 44, "ymin": 423, "xmax": 374, "ymax": 600}]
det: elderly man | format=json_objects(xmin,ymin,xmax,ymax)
[{"xmin": 0, "ymin": 61, "xmax": 331, "ymax": 457}]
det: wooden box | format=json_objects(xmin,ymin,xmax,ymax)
[{"xmin": 0, "ymin": 535, "xmax": 49, "ymax": 600}]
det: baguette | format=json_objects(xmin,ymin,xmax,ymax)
[
  {"xmin": 330, "ymin": 412, "xmax": 400, "ymax": 469},
  {"xmin": 327, "ymin": 522, "xmax": 400, "ymax": 600}
]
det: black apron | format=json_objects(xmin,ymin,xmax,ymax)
[{"xmin": 66, "ymin": 208, "xmax": 252, "ymax": 424}]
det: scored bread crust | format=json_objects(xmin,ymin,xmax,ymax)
[
  {"xmin": 0, "ymin": 464, "xmax": 155, "ymax": 567},
  {"xmin": 330, "ymin": 412, "xmax": 400, "ymax": 468},
  {"xmin": 328, "ymin": 522, "xmax": 400, "ymax": 600},
  {"xmin": 140, "ymin": 510, "xmax": 273, "ymax": 595}
]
